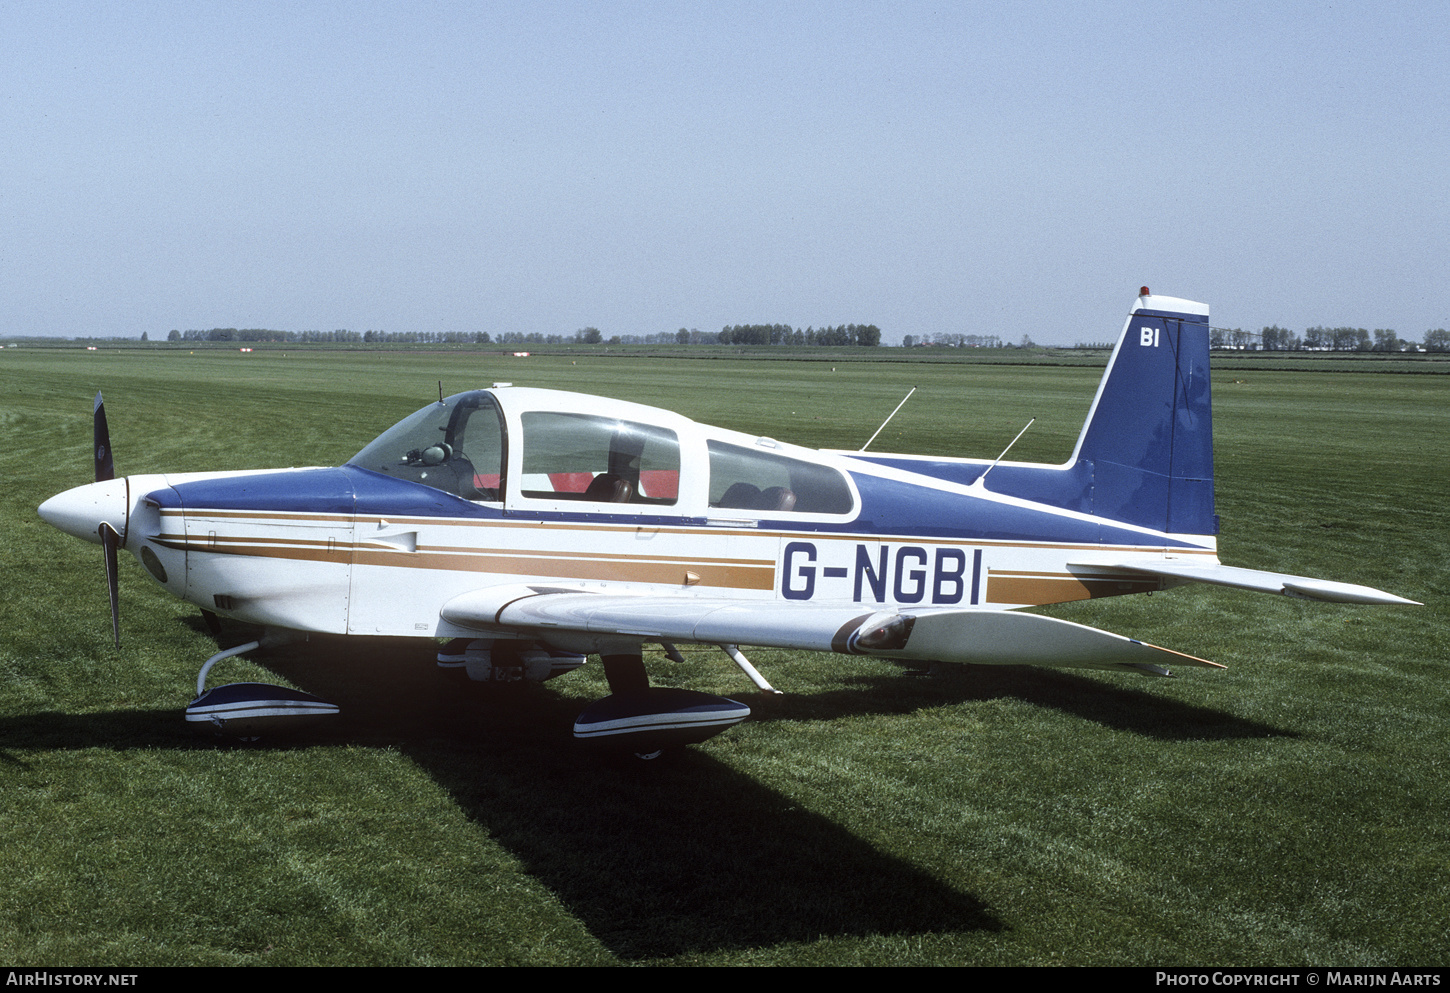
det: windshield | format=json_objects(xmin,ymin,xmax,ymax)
[{"xmin": 349, "ymin": 391, "xmax": 505, "ymax": 500}]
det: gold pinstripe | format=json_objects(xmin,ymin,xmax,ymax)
[{"xmin": 156, "ymin": 508, "xmax": 1210, "ymax": 599}]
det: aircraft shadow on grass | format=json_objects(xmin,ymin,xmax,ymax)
[{"xmin": 256, "ymin": 635, "xmax": 1005, "ymax": 958}]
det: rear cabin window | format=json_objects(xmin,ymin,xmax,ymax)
[
  {"xmin": 708, "ymin": 441, "xmax": 853, "ymax": 514},
  {"xmin": 519, "ymin": 413, "xmax": 679, "ymax": 506}
]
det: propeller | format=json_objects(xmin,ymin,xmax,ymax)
[{"xmin": 94, "ymin": 392, "xmax": 121, "ymax": 647}]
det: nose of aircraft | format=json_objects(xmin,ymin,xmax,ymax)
[{"xmin": 38, "ymin": 478, "xmax": 130, "ymax": 546}]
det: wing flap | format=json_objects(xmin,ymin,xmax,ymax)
[
  {"xmin": 1075, "ymin": 560, "xmax": 1419, "ymax": 605},
  {"xmin": 883, "ymin": 610, "xmax": 1220, "ymax": 672}
]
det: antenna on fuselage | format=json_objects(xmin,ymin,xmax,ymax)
[
  {"xmin": 860, "ymin": 386, "xmax": 917, "ymax": 452},
  {"xmin": 438, "ymin": 381, "xmax": 444, "ymax": 404},
  {"xmin": 973, "ymin": 417, "xmax": 1035, "ymax": 489}
]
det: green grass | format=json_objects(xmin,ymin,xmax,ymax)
[{"xmin": 1, "ymin": 349, "xmax": 1445, "ymax": 965}]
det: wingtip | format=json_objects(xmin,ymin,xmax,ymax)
[{"xmin": 1281, "ymin": 579, "xmax": 1422, "ymax": 606}]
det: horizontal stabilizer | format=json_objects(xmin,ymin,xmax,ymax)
[{"xmin": 1077, "ymin": 561, "xmax": 1420, "ymax": 605}]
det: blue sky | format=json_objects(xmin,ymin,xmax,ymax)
[{"xmin": 3, "ymin": 1, "xmax": 1446, "ymax": 344}]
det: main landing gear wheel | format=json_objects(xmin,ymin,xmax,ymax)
[{"xmin": 572, "ymin": 653, "xmax": 751, "ymax": 759}]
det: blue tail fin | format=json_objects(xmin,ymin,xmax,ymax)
[
  {"xmin": 843, "ymin": 290, "xmax": 1217, "ymax": 536},
  {"xmin": 1069, "ymin": 289, "xmax": 1216, "ymax": 535}
]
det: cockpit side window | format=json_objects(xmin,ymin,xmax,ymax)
[
  {"xmin": 348, "ymin": 391, "xmax": 505, "ymax": 501},
  {"xmin": 519, "ymin": 413, "xmax": 679, "ymax": 505},
  {"xmin": 708, "ymin": 441, "xmax": 854, "ymax": 514}
]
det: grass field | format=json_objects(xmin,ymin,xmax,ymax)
[{"xmin": 1, "ymin": 347, "xmax": 1445, "ymax": 966}]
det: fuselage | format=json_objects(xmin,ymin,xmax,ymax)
[{"xmin": 40, "ymin": 386, "xmax": 1219, "ymax": 640}]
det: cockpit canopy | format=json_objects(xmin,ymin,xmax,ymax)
[{"xmin": 348, "ymin": 388, "xmax": 856, "ymax": 517}]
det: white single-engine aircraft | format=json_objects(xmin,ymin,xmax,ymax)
[{"xmin": 39, "ymin": 289, "xmax": 1417, "ymax": 754}]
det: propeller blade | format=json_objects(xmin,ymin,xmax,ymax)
[
  {"xmin": 100, "ymin": 522, "xmax": 121, "ymax": 647},
  {"xmin": 95, "ymin": 393, "xmax": 120, "ymax": 646},
  {"xmin": 94, "ymin": 392, "xmax": 114, "ymax": 482}
]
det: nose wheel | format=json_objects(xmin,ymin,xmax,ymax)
[{"xmin": 185, "ymin": 637, "xmax": 339, "ymax": 741}]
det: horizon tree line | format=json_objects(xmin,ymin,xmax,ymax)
[
  {"xmin": 45, "ymin": 322, "xmax": 1450, "ymax": 353},
  {"xmin": 1212, "ymin": 326, "xmax": 1449, "ymax": 352}
]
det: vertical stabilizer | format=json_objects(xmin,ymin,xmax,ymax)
[{"xmin": 1070, "ymin": 289, "xmax": 1216, "ymax": 535}]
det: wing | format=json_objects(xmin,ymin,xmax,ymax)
[
  {"xmin": 1072, "ymin": 560, "xmax": 1420, "ymax": 605},
  {"xmin": 439, "ymin": 584, "xmax": 1220, "ymax": 676}
]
